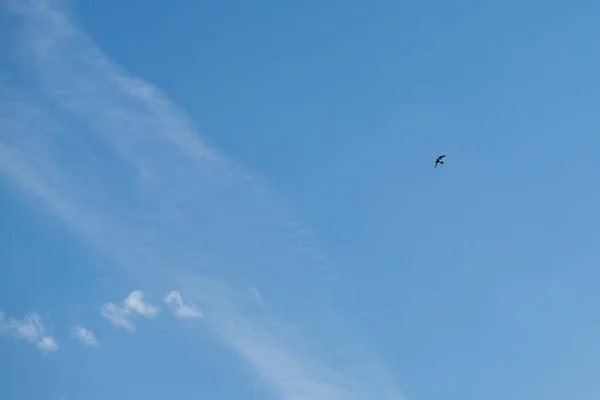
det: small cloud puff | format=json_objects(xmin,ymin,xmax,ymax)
[
  {"xmin": 71, "ymin": 326, "xmax": 98, "ymax": 346},
  {"xmin": 124, "ymin": 291, "xmax": 160, "ymax": 318},
  {"xmin": 100, "ymin": 290, "xmax": 159, "ymax": 332},
  {"xmin": 0, "ymin": 311, "xmax": 58, "ymax": 353},
  {"xmin": 38, "ymin": 336, "xmax": 58, "ymax": 352},
  {"xmin": 164, "ymin": 291, "xmax": 202, "ymax": 318}
]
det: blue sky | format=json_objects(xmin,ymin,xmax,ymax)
[{"xmin": 2, "ymin": 0, "xmax": 600, "ymax": 399}]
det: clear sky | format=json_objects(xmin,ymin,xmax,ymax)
[{"xmin": 2, "ymin": 0, "xmax": 600, "ymax": 399}]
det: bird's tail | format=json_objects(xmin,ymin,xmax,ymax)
[{"xmin": 439, "ymin": 161, "xmax": 444, "ymax": 164}]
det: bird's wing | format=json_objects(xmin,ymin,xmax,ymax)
[{"xmin": 438, "ymin": 154, "xmax": 446, "ymax": 159}]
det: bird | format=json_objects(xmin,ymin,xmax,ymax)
[{"xmin": 434, "ymin": 154, "xmax": 446, "ymax": 168}]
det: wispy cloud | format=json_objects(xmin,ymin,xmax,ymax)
[
  {"xmin": 249, "ymin": 287, "xmax": 264, "ymax": 305},
  {"xmin": 123, "ymin": 290, "xmax": 160, "ymax": 318},
  {"xmin": 0, "ymin": 311, "xmax": 58, "ymax": 353},
  {"xmin": 38, "ymin": 336, "xmax": 59, "ymax": 352},
  {"xmin": 164, "ymin": 291, "xmax": 202, "ymax": 318},
  {"xmin": 71, "ymin": 326, "xmax": 98, "ymax": 346},
  {"xmin": 100, "ymin": 290, "xmax": 159, "ymax": 332},
  {"xmin": 100, "ymin": 303, "xmax": 134, "ymax": 332},
  {"xmin": 0, "ymin": 1, "xmax": 403, "ymax": 398}
]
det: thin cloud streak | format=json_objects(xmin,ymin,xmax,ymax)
[
  {"xmin": 100, "ymin": 302, "xmax": 135, "ymax": 332},
  {"xmin": 0, "ymin": 1, "xmax": 403, "ymax": 398}
]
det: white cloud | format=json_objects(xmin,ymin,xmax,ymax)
[
  {"xmin": 38, "ymin": 336, "xmax": 59, "ymax": 352},
  {"xmin": 100, "ymin": 291, "xmax": 159, "ymax": 332},
  {"xmin": 100, "ymin": 302, "xmax": 135, "ymax": 332},
  {"xmin": 0, "ymin": 311, "xmax": 58, "ymax": 353},
  {"xmin": 71, "ymin": 326, "xmax": 98, "ymax": 346},
  {"xmin": 164, "ymin": 291, "xmax": 202, "ymax": 318},
  {"xmin": 0, "ymin": 1, "xmax": 404, "ymax": 398},
  {"xmin": 124, "ymin": 290, "xmax": 160, "ymax": 318}
]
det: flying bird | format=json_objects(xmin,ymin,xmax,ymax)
[{"xmin": 434, "ymin": 154, "xmax": 446, "ymax": 168}]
